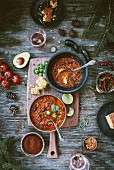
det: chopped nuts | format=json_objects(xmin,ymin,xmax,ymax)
[{"xmin": 84, "ymin": 136, "xmax": 97, "ymax": 151}]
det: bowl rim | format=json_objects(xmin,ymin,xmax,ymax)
[
  {"xmin": 96, "ymin": 71, "xmax": 114, "ymax": 94},
  {"xmin": 46, "ymin": 50, "xmax": 88, "ymax": 93},
  {"xmin": 21, "ymin": 132, "xmax": 45, "ymax": 157},
  {"xmin": 83, "ymin": 136, "xmax": 97, "ymax": 151},
  {"xmin": 29, "ymin": 94, "xmax": 67, "ymax": 133}
]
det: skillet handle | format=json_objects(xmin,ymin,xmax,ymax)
[
  {"xmin": 65, "ymin": 39, "xmax": 79, "ymax": 53},
  {"xmin": 80, "ymin": 46, "xmax": 91, "ymax": 62},
  {"xmin": 65, "ymin": 39, "xmax": 91, "ymax": 62},
  {"xmin": 47, "ymin": 131, "xmax": 58, "ymax": 158}
]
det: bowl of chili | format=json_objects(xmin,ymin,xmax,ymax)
[
  {"xmin": 29, "ymin": 95, "xmax": 66, "ymax": 132},
  {"xmin": 46, "ymin": 51, "xmax": 88, "ymax": 93}
]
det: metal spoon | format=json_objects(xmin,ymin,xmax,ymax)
[
  {"xmin": 72, "ymin": 60, "xmax": 96, "ymax": 72},
  {"xmin": 58, "ymin": 60, "xmax": 96, "ymax": 74},
  {"xmin": 50, "ymin": 119, "xmax": 64, "ymax": 142}
]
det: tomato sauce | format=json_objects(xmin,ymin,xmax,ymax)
[
  {"xmin": 52, "ymin": 57, "xmax": 82, "ymax": 88},
  {"xmin": 30, "ymin": 95, "xmax": 66, "ymax": 131}
]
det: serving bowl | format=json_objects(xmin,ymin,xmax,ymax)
[
  {"xmin": 46, "ymin": 51, "xmax": 88, "ymax": 93},
  {"xmin": 21, "ymin": 132, "xmax": 45, "ymax": 157},
  {"xmin": 29, "ymin": 94, "xmax": 66, "ymax": 132},
  {"xmin": 96, "ymin": 71, "xmax": 114, "ymax": 94}
]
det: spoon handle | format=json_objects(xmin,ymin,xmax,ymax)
[
  {"xmin": 51, "ymin": 120, "xmax": 64, "ymax": 142},
  {"xmin": 73, "ymin": 60, "xmax": 96, "ymax": 72}
]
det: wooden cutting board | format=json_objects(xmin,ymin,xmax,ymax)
[{"xmin": 27, "ymin": 58, "xmax": 80, "ymax": 128}]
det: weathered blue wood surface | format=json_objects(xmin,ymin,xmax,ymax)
[{"xmin": 0, "ymin": 0, "xmax": 114, "ymax": 169}]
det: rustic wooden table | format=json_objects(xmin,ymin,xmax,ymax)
[{"xmin": 0, "ymin": 0, "xmax": 114, "ymax": 170}]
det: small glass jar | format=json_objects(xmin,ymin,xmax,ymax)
[
  {"xmin": 69, "ymin": 153, "xmax": 90, "ymax": 170},
  {"xmin": 29, "ymin": 28, "xmax": 46, "ymax": 49}
]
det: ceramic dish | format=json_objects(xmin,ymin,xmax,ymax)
[
  {"xmin": 96, "ymin": 71, "xmax": 114, "ymax": 94},
  {"xmin": 83, "ymin": 136, "xmax": 97, "ymax": 151},
  {"xmin": 30, "ymin": 0, "xmax": 64, "ymax": 27},
  {"xmin": 21, "ymin": 132, "xmax": 45, "ymax": 157},
  {"xmin": 97, "ymin": 101, "xmax": 114, "ymax": 138},
  {"xmin": 29, "ymin": 95, "xmax": 66, "ymax": 132}
]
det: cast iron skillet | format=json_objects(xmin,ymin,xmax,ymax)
[
  {"xmin": 97, "ymin": 101, "xmax": 114, "ymax": 138},
  {"xmin": 30, "ymin": 0, "xmax": 64, "ymax": 27},
  {"xmin": 46, "ymin": 51, "xmax": 88, "ymax": 93}
]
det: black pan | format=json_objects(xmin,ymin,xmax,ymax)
[
  {"xmin": 30, "ymin": 0, "xmax": 64, "ymax": 27},
  {"xmin": 97, "ymin": 101, "xmax": 114, "ymax": 138},
  {"xmin": 46, "ymin": 51, "xmax": 88, "ymax": 93}
]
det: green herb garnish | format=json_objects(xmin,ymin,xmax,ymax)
[{"xmin": 51, "ymin": 104, "xmax": 59, "ymax": 112}]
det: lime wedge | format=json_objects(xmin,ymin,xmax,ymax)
[
  {"xmin": 62, "ymin": 94, "xmax": 73, "ymax": 105},
  {"xmin": 67, "ymin": 107, "xmax": 74, "ymax": 117}
]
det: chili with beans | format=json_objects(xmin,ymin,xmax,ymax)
[
  {"xmin": 30, "ymin": 95, "xmax": 66, "ymax": 131},
  {"xmin": 52, "ymin": 57, "xmax": 82, "ymax": 88}
]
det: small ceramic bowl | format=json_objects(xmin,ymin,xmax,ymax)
[
  {"xmin": 83, "ymin": 136, "xmax": 97, "ymax": 151},
  {"xmin": 96, "ymin": 71, "xmax": 114, "ymax": 94},
  {"xmin": 21, "ymin": 132, "xmax": 45, "ymax": 157}
]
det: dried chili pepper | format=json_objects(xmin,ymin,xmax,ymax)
[
  {"xmin": 99, "ymin": 73, "xmax": 114, "ymax": 92},
  {"xmin": 101, "ymin": 80, "xmax": 106, "ymax": 92},
  {"xmin": 99, "ymin": 61, "xmax": 114, "ymax": 70},
  {"xmin": 105, "ymin": 74, "xmax": 114, "ymax": 83}
]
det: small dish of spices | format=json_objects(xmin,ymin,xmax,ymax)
[
  {"xmin": 96, "ymin": 71, "xmax": 114, "ymax": 93},
  {"xmin": 83, "ymin": 136, "xmax": 97, "ymax": 151},
  {"xmin": 21, "ymin": 132, "xmax": 45, "ymax": 157}
]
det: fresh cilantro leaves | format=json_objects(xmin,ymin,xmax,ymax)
[{"xmin": 51, "ymin": 104, "xmax": 59, "ymax": 112}]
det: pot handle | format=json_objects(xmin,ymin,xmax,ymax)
[
  {"xmin": 80, "ymin": 46, "xmax": 91, "ymax": 62},
  {"xmin": 65, "ymin": 39, "xmax": 79, "ymax": 53},
  {"xmin": 65, "ymin": 39, "xmax": 91, "ymax": 62},
  {"xmin": 47, "ymin": 131, "xmax": 58, "ymax": 158}
]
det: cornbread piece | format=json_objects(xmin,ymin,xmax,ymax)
[
  {"xmin": 105, "ymin": 112, "xmax": 114, "ymax": 129},
  {"xmin": 30, "ymin": 86, "xmax": 40, "ymax": 95},
  {"xmin": 29, "ymin": 77, "xmax": 48, "ymax": 95},
  {"xmin": 35, "ymin": 76, "xmax": 48, "ymax": 90},
  {"xmin": 50, "ymin": 0, "xmax": 58, "ymax": 8},
  {"xmin": 42, "ymin": 7, "xmax": 53, "ymax": 22}
]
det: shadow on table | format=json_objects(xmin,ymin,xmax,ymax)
[{"xmin": 0, "ymin": 0, "xmax": 25, "ymax": 32}]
